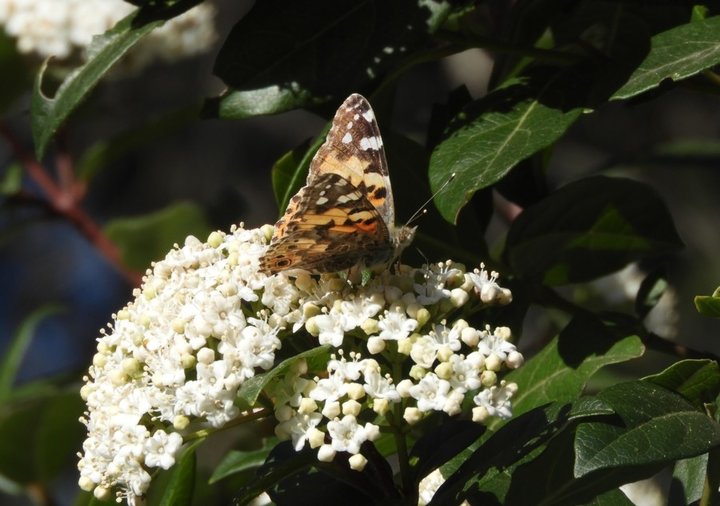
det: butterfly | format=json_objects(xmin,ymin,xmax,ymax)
[{"xmin": 259, "ymin": 93, "xmax": 416, "ymax": 275}]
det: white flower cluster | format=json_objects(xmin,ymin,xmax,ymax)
[
  {"xmin": 271, "ymin": 261, "xmax": 520, "ymax": 470},
  {"xmin": 77, "ymin": 223, "xmax": 520, "ymax": 503},
  {"xmin": 0, "ymin": 0, "xmax": 215, "ymax": 69},
  {"xmin": 78, "ymin": 226, "xmax": 281, "ymax": 503}
]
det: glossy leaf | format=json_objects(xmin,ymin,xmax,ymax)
[
  {"xmin": 429, "ymin": 69, "xmax": 584, "ymax": 223},
  {"xmin": 31, "ymin": 0, "xmax": 201, "ymax": 158},
  {"xmin": 210, "ymin": 448, "xmax": 273, "ymax": 484},
  {"xmin": 503, "ymin": 316, "xmax": 644, "ymax": 420},
  {"xmin": 670, "ymin": 454, "xmax": 708, "ymax": 505},
  {"xmin": 147, "ymin": 439, "xmax": 203, "ymax": 506},
  {"xmin": 104, "ymin": 202, "xmax": 211, "ymax": 270},
  {"xmin": 695, "ymin": 287, "xmax": 720, "ymax": 318},
  {"xmin": 613, "ymin": 16, "xmax": 720, "ymax": 100},
  {"xmin": 505, "ymin": 176, "xmax": 683, "ymax": 285},
  {"xmin": 574, "ymin": 381, "xmax": 720, "ymax": 476},
  {"xmin": 236, "ymin": 346, "xmax": 331, "ymax": 409},
  {"xmin": 270, "ymin": 129, "xmax": 328, "ymax": 215},
  {"xmin": 642, "ymin": 359, "xmax": 720, "ymax": 408},
  {"xmin": 432, "ymin": 399, "xmax": 613, "ymax": 505},
  {"xmin": 205, "ymin": 0, "xmax": 450, "ymax": 119}
]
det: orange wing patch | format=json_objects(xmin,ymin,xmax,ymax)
[{"xmin": 259, "ymin": 94, "xmax": 415, "ymax": 275}]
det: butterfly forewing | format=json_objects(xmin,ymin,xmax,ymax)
[{"xmin": 259, "ymin": 94, "xmax": 413, "ymax": 275}]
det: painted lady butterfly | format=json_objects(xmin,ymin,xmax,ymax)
[{"xmin": 260, "ymin": 93, "xmax": 416, "ymax": 274}]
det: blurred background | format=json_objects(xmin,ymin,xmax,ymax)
[{"xmin": 1, "ymin": 1, "xmax": 719, "ymax": 504}]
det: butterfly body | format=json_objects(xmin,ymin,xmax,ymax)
[{"xmin": 260, "ymin": 94, "xmax": 415, "ymax": 275}]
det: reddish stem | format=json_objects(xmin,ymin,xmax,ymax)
[{"xmin": 0, "ymin": 124, "xmax": 142, "ymax": 286}]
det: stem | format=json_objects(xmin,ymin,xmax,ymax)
[
  {"xmin": 390, "ymin": 359, "xmax": 412, "ymax": 496},
  {"xmin": 0, "ymin": 123, "xmax": 142, "ymax": 286},
  {"xmin": 391, "ymin": 401, "xmax": 412, "ymax": 496}
]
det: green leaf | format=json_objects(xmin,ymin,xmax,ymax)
[
  {"xmin": 643, "ymin": 359, "xmax": 720, "ymax": 408},
  {"xmin": 0, "ymin": 32, "xmax": 31, "ymax": 114},
  {"xmin": 612, "ymin": 16, "xmax": 720, "ymax": 100},
  {"xmin": 695, "ymin": 287, "xmax": 720, "ymax": 318},
  {"xmin": 31, "ymin": 0, "xmax": 201, "ymax": 158},
  {"xmin": 236, "ymin": 346, "xmax": 331, "ymax": 409},
  {"xmin": 409, "ymin": 420, "xmax": 485, "ymax": 483},
  {"xmin": 503, "ymin": 316, "xmax": 644, "ymax": 420},
  {"xmin": 432, "ymin": 400, "xmax": 612, "ymax": 505},
  {"xmin": 76, "ymin": 105, "xmax": 200, "ymax": 182},
  {"xmin": 505, "ymin": 176, "xmax": 684, "ymax": 285},
  {"xmin": 0, "ymin": 388, "xmax": 84, "ymax": 485},
  {"xmin": 147, "ymin": 439, "xmax": 203, "ymax": 506},
  {"xmin": 210, "ymin": 448, "xmax": 272, "ymax": 484},
  {"xmin": 428, "ymin": 69, "xmax": 584, "ymax": 223},
  {"xmin": 670, "ymin": 454, "xmax": 708, "ymax": 505},
  {"xmin": 634, "ymin": 267, "xmax": 667, "ymax": 319},
  {"xmin": 0, "ymin": 163, "xmax": 22, "ymax": 195},
  {"xmin": 270, "ymin": 130, "xmax": 329, "ymax": 215},
  {"xmin": 574, "ymin": 381, "xmax": 720, "ymax": 477},
  {"xmin": 586, "ymin": 488, "xmax": 635, "ymax": 506},
  {"xmin": 205, "ymin": 0, "xmax": 450, "ymax": 119},
  {"xmin": 104, "ymin": 202, "xmax": 211, "ymax": 271},
  {"xmin": 0, "ymin": 306, "xmax": 61, "ymax": 402}
]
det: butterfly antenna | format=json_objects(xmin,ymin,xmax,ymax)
[{"xmin": 405, "ymin": 172, "xmax": 457, "ymax": 226}]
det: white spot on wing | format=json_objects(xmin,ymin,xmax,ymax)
[
  {"xmin": 362, "ymin": 109, "xmax": 375, "ymax": 122},
  {"xmin": 360, "ymin": 136, "xmax": 382, "ymax": 151},
  {"xmin": 316, "ymin": 196, "xmax": 328, "ymax": 205},
  {"xmin": 346, "ymin": 122, "xmax": 353, "ymax": 130},
  {"xmin": 342, "ymin": 132, "xmax": 353, "ymax": 144}
]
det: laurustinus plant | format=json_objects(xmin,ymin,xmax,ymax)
[{"xmin": 77, "ymin": 224, "xmax": 520, "ymax": 504}]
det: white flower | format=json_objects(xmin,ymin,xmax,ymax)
[
  {"xmin": 477, "ymin": 326, "xmax": 517, "ymax": 361},
  {"xmin": 363, "ymin": 369, "xmax": 401, "ymax": 402},
  {"xmin": 0, "ymin": 0, "xmax": 217, "ymax": 73},
  {"xmin": 473, "ymin": 381, "xmax": 517, "ymax": 420},
  {"xmin": 377, "ymin": 307, "xmax": 418, "ymax": 341},
  {"xmin": 144, "ymin": 431, "xmax": 183, "ymax": 470},
  {"xmin": 409, "ymin": 374, "xmax": 452, "ymax": 412},
  {"xmin": 326, "ymin": 416, "xmax": 376, "ymax": 454}
]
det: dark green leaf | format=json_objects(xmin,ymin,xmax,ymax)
[
  {"xmin": 432, "ymin": 400, "xmax": 611, "ymax": 505},
  {"xmin": 586, "ymin": 488, "xmax": 635, "ymax": 506},
  {"xmin": 210, "ymin": 449, "xmax": 272, "ymax": 484},
  {"xmin": 247, "ymin": 442, "xmax": 396, "ymax": 506},
  {"xmin": 0, "ymin": 163, "xmax": 22, "ymax": 195},
  {"xmin": 0, "ymin": 306, "xmax": 61, "ymax": 402},
  {"xmin": 634, "ymin": 267, "xmax": 667, "ymax": 319},
  {"xmin": 409, "ymin": 419, "xmax": 485, "ymax": 483},
  {"xmin": 34, "ymin": 391, "xmax": 86, "ymax": 482},
  {"xmin": 505, "ymin": 176, "xmax": 683, "ymax": 285},
  {"xmin": 643, "ymin": 359, "xmax": 720, "ymax": 409},
  {"xmin": 104, "ymin": 202, "xmax": 211, "ymax": 270},
  {"xmin": 613, "ymin": 16, "xmax": 720, "ymax": 100},
  {"xmin": 0, "ymin": 388, "xmax": 84, "ymax": 484},
  {"xmin": 695, "ymin": 288, "xmax": 720, "ymax": 318},
  {"xmin": 0, "ymin": 32, "xmax": 31, "ymax": 114},
  {"xmin": 502, "ymin": 317, "xmax": 644, "ymax": 420},
  {"xmin": 574, "ymin": 381, "xmax": 720, "ymax": 477},
  {"xmin": 270, "ymin": 130, "xmax": 328, "ymax": 215},
  {"xmin": 670, "ymin": 454, "xmax": 708, "ymax": 505},
  {"xmin": 31, "ymin": 0, "xmax": 201, "ymax": 158},
  {"xmin": 148, "ymin": 439, "xmax": 204, "ymax": 506},
  {"xmin": 236, "ymin": 347, "xmax": 331, "ymax": 409},
  {"xmin": 205, "ymin": 0, "xmax": 450, "ymax": 119},
  {"xmin": 428, "ymin": 69, "xmax": 584, "ymax": 223},
  {"xmin": 76, "ymin": 105, "xmax": 200, "ymax": 182}
]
